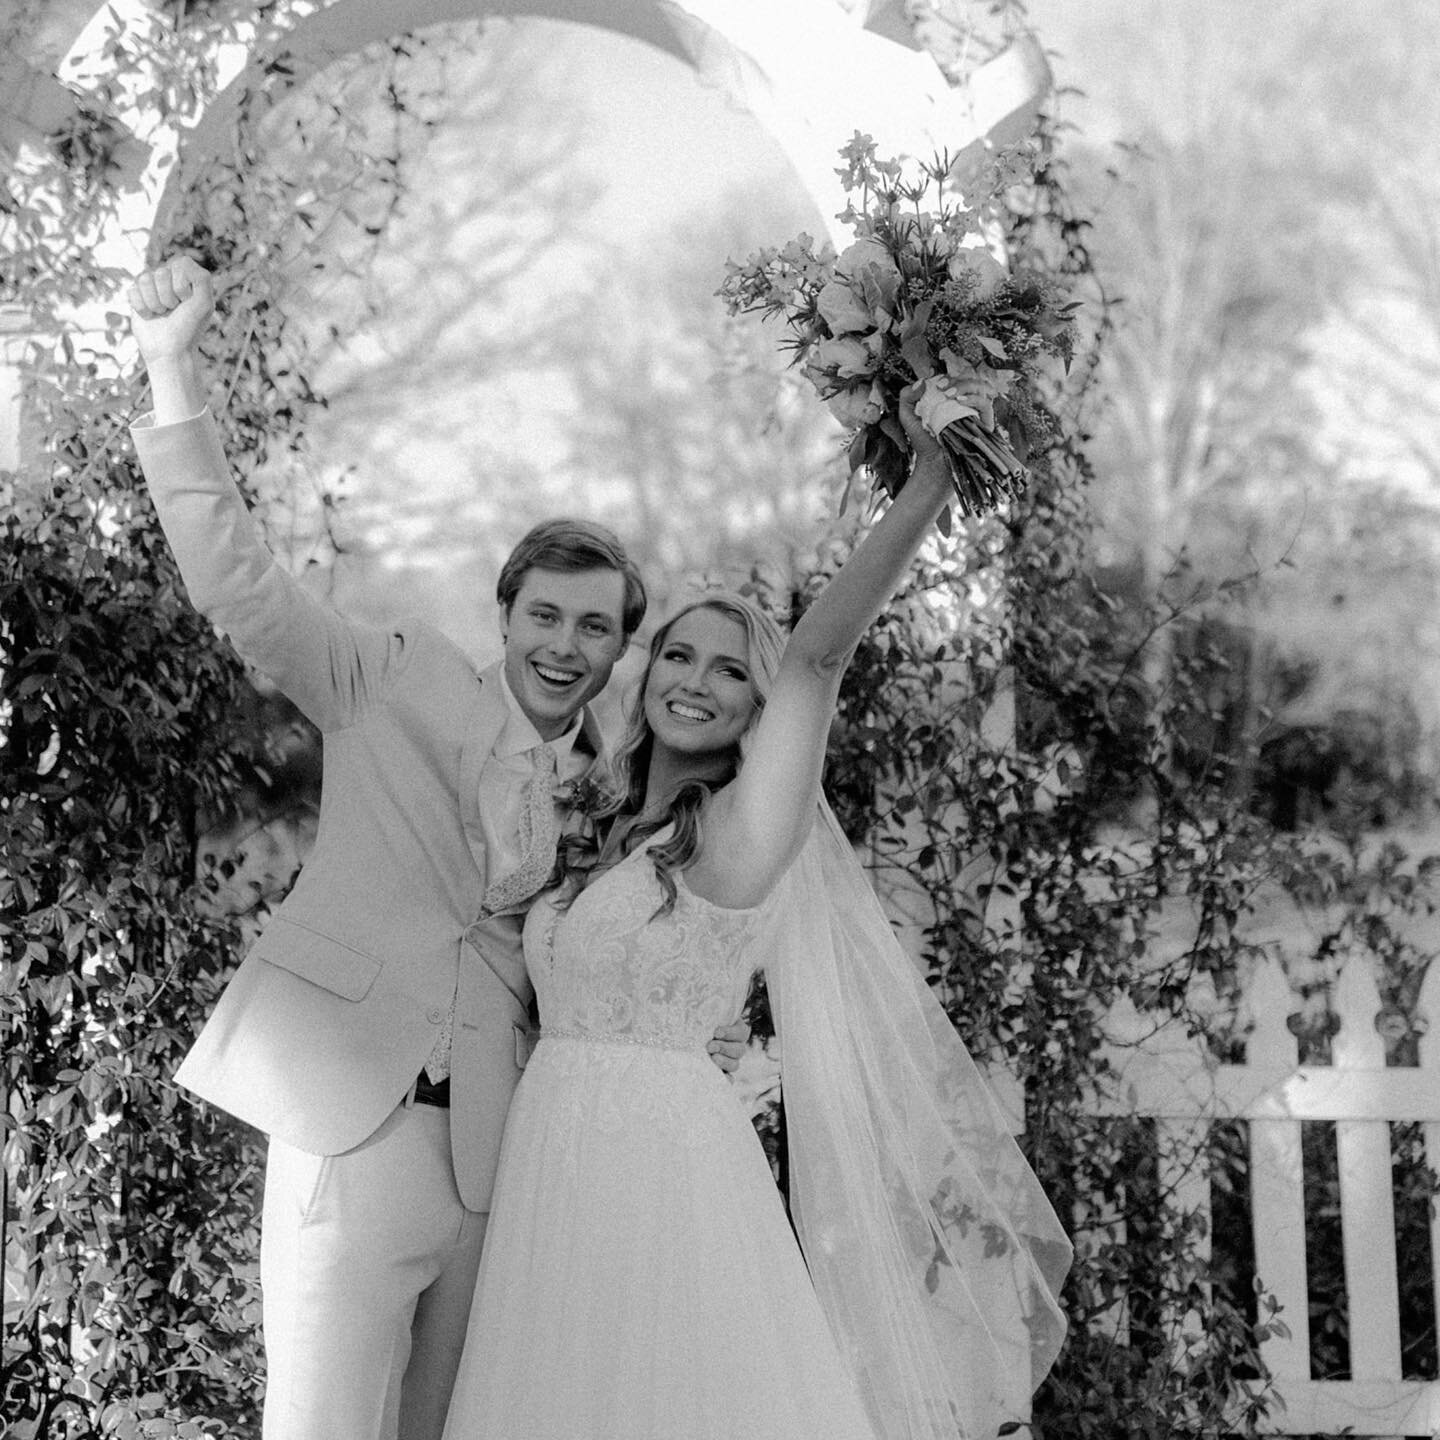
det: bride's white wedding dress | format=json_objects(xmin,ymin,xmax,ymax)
[{"xmin": 441, "ymin": 841, "xmax": 878, "ymax": 1439}]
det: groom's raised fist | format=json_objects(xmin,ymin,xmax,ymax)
[{"xmin": 129, "ymin": 257, "xmax": 214, "ymax": 362}]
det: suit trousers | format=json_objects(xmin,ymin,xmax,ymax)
[{"xmin": 260, "ymin": 1102, "xmax": 489, "ymax": 1440}]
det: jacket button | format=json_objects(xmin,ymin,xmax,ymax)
[{"xmin": 427, "ymin": 1008, "xmax": 445, "ymax": 1025}]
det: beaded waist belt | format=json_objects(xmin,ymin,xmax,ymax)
[{"xmin": 539, "ymin": 1027, "xmax": 699, "ymax": 1055}]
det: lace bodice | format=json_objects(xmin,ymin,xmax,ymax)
[{"xmin": 524, "ymin": 844, "xmax": 760, "ymax": 1052}]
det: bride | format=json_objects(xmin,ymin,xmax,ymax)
[{"xmin": 442, "ymin": 395, "xmax": 1070, "ymax": 1440}]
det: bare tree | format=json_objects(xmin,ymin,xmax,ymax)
[
  {"xmin": 1075, "ymin": 124, "xmax": 1334, "ymax": 597},
  {"xmin": 557, "ymin": 179, "xmax": 848, "ymax": 614},
  {"xmin": 1053, "ymin": 0, "xmax": 1440, "ymax": 798},
  {"xmin": 1306, "ymin": 0, "xmax": 1440, "ymax": 491}
]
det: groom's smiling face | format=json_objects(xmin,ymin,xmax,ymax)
[{"xmin": 500, "ymin": 566, "xmax": 628, "ymax": 740}]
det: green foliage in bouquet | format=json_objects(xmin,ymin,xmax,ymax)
[{"xmin": 719, "ymin": 133, "xmax": 1078, "ymax": 523}]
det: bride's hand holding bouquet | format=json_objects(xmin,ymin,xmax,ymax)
[{"xmin": 719, "ymin": 133, "xmax": 1077, "ymax": 523}]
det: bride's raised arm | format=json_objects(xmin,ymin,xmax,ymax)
[{"xmin": 695, "ymin": 392, "xmax": 954, "ymax": 907}]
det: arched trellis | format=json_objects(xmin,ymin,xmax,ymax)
[
  {"xmin": 0, "ymin": 0, "xmax": 1050, "ymax": 468},
  {"xmin": 3, "ymin": 0, "xmax": 1048, "ymax": 250}
]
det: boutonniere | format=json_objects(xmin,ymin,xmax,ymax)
[
  {"xmin": 553, "ymin": 773, "xmax": 611, "ymax": 819},
  {"xmin": 552, "ymin": 777, "xmax": 617, "ymax": 896}
]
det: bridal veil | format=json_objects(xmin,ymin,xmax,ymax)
[{"xmin": 761, "ymin": 803, "xmax": 1071, "ymax": 1440}]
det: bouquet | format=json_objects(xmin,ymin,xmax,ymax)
[{"xmin": 719, "ymin": 133, "xmax": 1077, "ymax": 521}]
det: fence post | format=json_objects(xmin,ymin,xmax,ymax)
[
  {"xmin": 1331, "ymin": 956, "xmax": 1402, "ymax": 1384},
  {"xmin": 0, "ymin": 303, "xmax": 33, "ymax": 472},
  {"xmin": 1418, "ymin": 958, "xmax": 1440, "ymax": 1372},
  {"xmin": 1246, "ymin": 957, "xmax": 1311, "ymax": 1386}
]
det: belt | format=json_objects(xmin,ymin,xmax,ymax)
[{"xmin": 410, "ymin": 1072, "xmax": 451, "ymax": 1108}]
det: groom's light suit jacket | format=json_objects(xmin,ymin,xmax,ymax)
[{"xmin": 132, "ymin": 410, "xmax": 602, "ymax": 1211}]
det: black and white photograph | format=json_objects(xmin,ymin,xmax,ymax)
[{"xmin": 3, "ymin": 2, "xmax": 1438, "ymax": 1438}]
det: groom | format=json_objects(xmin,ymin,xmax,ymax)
[{"xmin": 127, "ymin": 258, "xmax": 746, "ymax": 1440}]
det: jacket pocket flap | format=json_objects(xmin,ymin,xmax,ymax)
[{"xmin": 250, "ymin": 918, "xmax": 383, "ymax": 1002}]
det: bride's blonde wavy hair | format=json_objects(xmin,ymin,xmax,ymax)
[{"xmin": 588, "ymin": 592, "xmax": 786, "ymax": 914}]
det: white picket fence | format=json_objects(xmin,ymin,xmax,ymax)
[{"xmin": 1095, "ymin": 952, "xmax": 1440, "ymax": 1438}]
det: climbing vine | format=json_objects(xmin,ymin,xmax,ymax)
[{"xmin": 3, "ymin": 11, "xmax": 418, "ymax": 1435}]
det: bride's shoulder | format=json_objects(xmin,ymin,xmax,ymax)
[
  {"xmin": 692, "ymin": 780, "xmax": 743, "ymax": 853},
  {"xmin": 684, "ymin": 785, "xmax": 767, "ymax": 908}
]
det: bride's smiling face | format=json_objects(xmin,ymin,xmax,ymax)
[{"xmin": 643, "ymin": 608, "xmax": 760, "ymax": 759}]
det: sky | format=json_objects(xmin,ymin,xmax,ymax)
[{"xmin": 556, "ymin": 25, "xmax": 807, "ymax": 242}]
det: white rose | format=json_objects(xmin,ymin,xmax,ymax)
[
  {"xmin": 826, "ymin": 381, "xmax": 885, "ymax": 429},
  {"xmin": 816, "ymin": 279, "xmax": 875, "ymax": 335},
  {"xmin": 835, "ymin": 237, "xmax": 898, "ymax": 281},
  {"xmin": 947, "ymin": 244, "xmax": 1008, "ymax": 300},
  {"xmin": 811, "ymin": 336, "xmax": 876, "ymax": 380}
]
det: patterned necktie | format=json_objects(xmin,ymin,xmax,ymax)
[{"xmin": 481, "ymin": 743, "xmax": 561, "ymax": 917}]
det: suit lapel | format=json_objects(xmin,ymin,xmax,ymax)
[
  {"xmin": 574, "ymin": 706, "xmax": 607, "ymax": 781},
  {"xmin": 459, "ymin": 662, "xmax": 512, "ymax": 883}
]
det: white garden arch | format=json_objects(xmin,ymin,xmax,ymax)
[
  {"xmin": 5, "ymin": 0, "xmax": 1049, "ymax": 252},
  {"xmin": 1, "ymin": 0, "xmax": 1049, "ymax": 468}
]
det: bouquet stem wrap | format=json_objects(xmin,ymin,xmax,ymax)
[{"xmin": 937, "ymin": 412, "xmax": 1028, "ymax": 518}]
